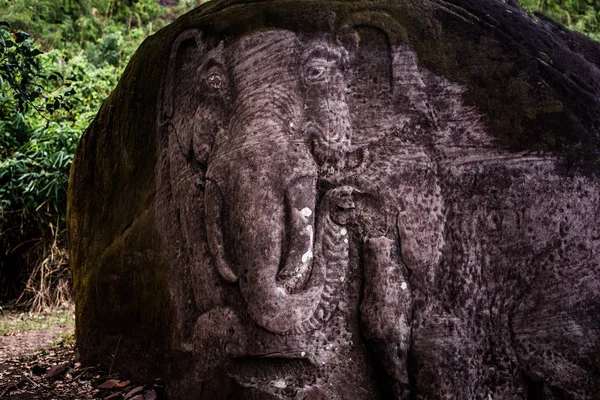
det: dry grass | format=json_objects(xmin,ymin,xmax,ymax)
[{"xmin": 16, "ymin": 222, "xmax": 71, "ymax": 313}]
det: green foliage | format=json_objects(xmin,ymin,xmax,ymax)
[
  {"xmin": 0, "ymin": 24, "xmax": 79, "ymax": 252},
  {"xmin": 0, "ymin": 26, "xmax": 100, "ymax": 225},
  {"xmin": 87, "ymin": 32, "xmax": 122, "ymax": 66},
  {"xmin": 0, "ymin": 24, "xmax": 75, "ymax": 117},
  {"xmin": 520, "ymin": 0, "xmax": 600, "ymax": 40},
  {"xmin": 0, "ymin": 26, "xmax": 83, "ymax": 305},
  {"xmin": 0, "ymin": 0, "xmax": 206, "ymax": 306}
]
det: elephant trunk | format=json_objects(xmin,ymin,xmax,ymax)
[
  {"xmin": 289, "ymin": 186, "xmax": 354, "ymax": 335},
  {"xmin": 205, "ymin": 154, "xmax": 354, "ymax": 334}
]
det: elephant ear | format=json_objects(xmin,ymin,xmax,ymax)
[
  {"xmin": 162, "ymin": 30, "xmax": 205, "ymax": 155},
  {"xmin": 338, "ymin": 22, "xmax": 430, "ymax": 117}
]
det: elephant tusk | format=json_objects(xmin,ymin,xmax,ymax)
[{"xmin": 205, "ymin": 180, "xmax": 238, "ymax": 283}]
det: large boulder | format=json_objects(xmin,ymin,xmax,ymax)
[{"xmin": 67, "ymin": 0, "xmax": 600, "ymax": 398}]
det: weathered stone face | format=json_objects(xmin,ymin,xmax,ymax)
[{"xmin": 69, "ymin": 1, "xmax": 600, "ymax": 399}]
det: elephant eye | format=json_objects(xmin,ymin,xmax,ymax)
[
  {"xmin": 206, "ymin": 72, "xmax": 224, "ymax": 90},
  {"xmin": 306, "ymin": 66, "xmax": 325, "ymax": 80},
  {"xmin": 304, "ymin": 59, "xmax": 328, "ymax": 85}
]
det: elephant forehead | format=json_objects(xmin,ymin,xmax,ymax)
[{"xmin": 229, "ymin": 30, "xmax": 300, "ymax": 79}]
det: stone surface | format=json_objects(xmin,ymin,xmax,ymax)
[
  {"xmin": 68, "ymin": 0, "xmax": 600, "ymax": 399},
  {"xmin": 123, "ymin": 386, "xmax": 144, "ymax": 400},
  {"xmin": 98, "ymin": 379, "xmax": 120, "ymax": 389},
  {"xmin": 143, "ymin": 390, "xmax": 158, "ymax": 400},
  {"xmin": 44, "ymin": 364, "xmax": 68, "ymax": 380},
  {"xmin": 104, "ymin": 393, "xmax": 124, "ymax": 400},
  {"xmin": 114, "ymin": 380, "xmax": 131, "ymax": 389}
]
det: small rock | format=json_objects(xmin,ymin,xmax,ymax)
[
  {"xmin": 143, "ymin": 390, "xmax": 158, "ymax": 400},
  {"xmin": 44, "ymin": 364, "xmax": 69, "ymax": 379},
  {"xmin": 115, "ymin": 380, "xmax": 131, "ymax": 389},
  {"xmin": 123, "ymin": 386, "xmax": 144, "ymax": 400},
  {"xmin": 94, "ymin": 375, "xmax": 109, "ymax": 384},
  {"xmin": 99, "ymin": 379, "xmax": 120, "ymax": 389},
  {"xmin": 31, "ymin": 364, "xmax": 47, "ymax": 376},
  {"xmin": 104, "ymin": 393, "xmax": 124, "ymax": 400}
]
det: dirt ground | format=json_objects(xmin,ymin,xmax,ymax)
[
  {"xmin": 0, "ymin": 319, "xmax": 96, "ymax": 399},
  {"xmin": 0, "ymin": 310, "xmax": 163, "ymax": 400},
  {"xmin": 0, "ymin": 326, "xmax": 70, "ymax": 362}
]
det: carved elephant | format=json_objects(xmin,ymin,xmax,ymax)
[
  {"xmin": 157, "ymin": 26, "xmax": 426, "ymax": 399},
  {"xmin": 162, "ymin": 29, "xmax": 363, "ymax": 335}
]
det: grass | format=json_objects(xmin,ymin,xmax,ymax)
[
  {"xmin": 51, "ymin": 330, "xmax": 76, "ymax": 347},
  {"xmin": 0, "ymin": 306, "xmax": 75, "ymax": 336}
]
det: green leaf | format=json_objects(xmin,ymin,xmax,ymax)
[
  {"xmin": 15, "ymin": 32, "xmax": 30, "ymax": 44},
  {"xmin": 29, "ymin": 49, "xmax": 43, "ymax": 57}
]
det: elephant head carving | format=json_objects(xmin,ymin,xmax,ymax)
[{"xmin": 162, "ymin": 29, "xmax": 361, "ymax": 335}]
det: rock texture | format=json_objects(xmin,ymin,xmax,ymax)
[{"xmin": 68, "ymin": 0, "xmax": 600, "ymax": 398}]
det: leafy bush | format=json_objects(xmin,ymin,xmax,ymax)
[
  {"xmin": 1, "ymin": 0, "xmax": 207, "ymax": 309},
  {"xmin": 520, "ymin": 0, "xmax": 600, "ymax": 40},
  {"xmin": 87, "ymin": 32, "xmax": 123, "ymax": 67},
  {"xmin": 1, "ymin": 24, "xmax": 79, "ymax": 308},
  {"xmin": 0, "ymin": 14, "xmax": 121, "ymax": 308}
]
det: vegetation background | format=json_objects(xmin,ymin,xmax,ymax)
[
  {"xmin": 0, "ymin": 0, "xmax": 206, "ymax": 311},
  {"xmin": 0, "ymin": 0, "xmax": 598, "ymax": 311}
]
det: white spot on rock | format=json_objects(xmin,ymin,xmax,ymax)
[
  {"xmin": 300, "ymin": 207, "xmax": 312, "ymax": 217},
  {"xmin": 343, "ymin": 238, "xmax": 348, "ymax": 244},
  {"xmin": 302, "ymin": 250, "xmax": 313, "ymax": 263},
  {"xmin": 340, "ymin": 228, "xmax": 347, "ymax": 236},
  {"xmin": 271, "ymin": 379, "xmax": 287, "ymax": 389},
  {"xmin": 401, "ymin": 282, "xmax": 408, "ymax": 290},
  {"xmin": 301, "ymin": 225, "xmax": 314, "ymax": 265},
  {"xmin": 301, "ymin": 351, "xmax": 306, "ymax": 356}
]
